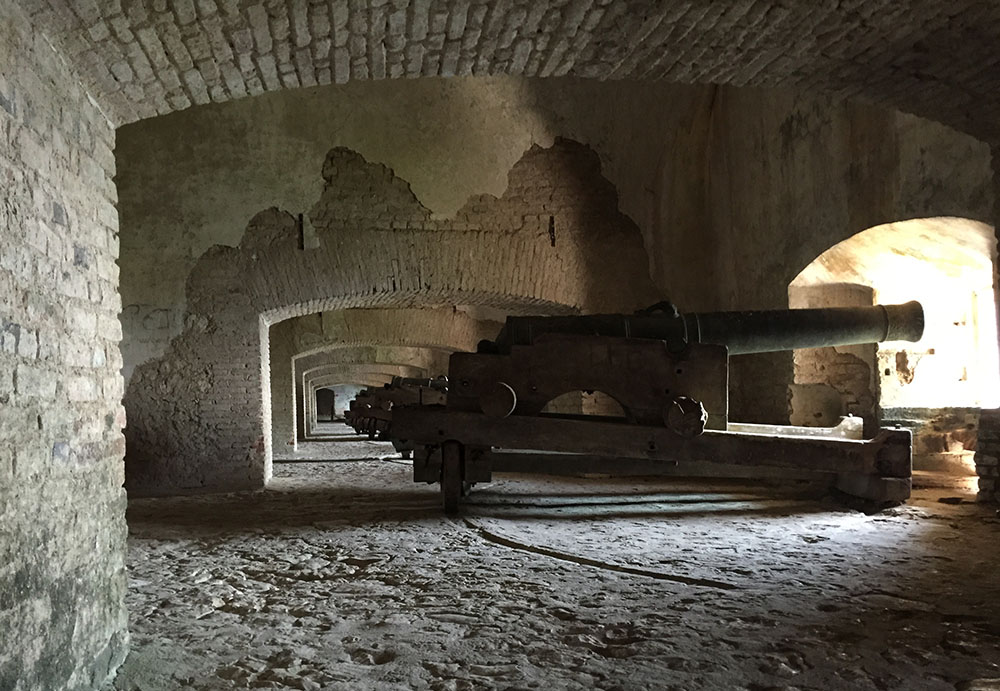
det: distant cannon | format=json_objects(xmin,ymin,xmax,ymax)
[
  {"xmin": 390, "ymin": 302, "xmax": 924, "ymax": 512},
  {"xmin": 344, "ymin": 376, "xmax": 448, "ymax": 457}
]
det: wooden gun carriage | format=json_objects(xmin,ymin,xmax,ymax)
[
  {"xmin": 344, "ymin": 376, "xmax": 448, "ymax": 457},
  {"xmin": 389, "ymin": 302, "xmax": 925, "ymax": 513}
]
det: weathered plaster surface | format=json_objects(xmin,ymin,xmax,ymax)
[{"xmin": 694, "ymin": 88, "xmax": 993, "ymax": 422}]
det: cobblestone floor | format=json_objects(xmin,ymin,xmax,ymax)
[{"xmin": 108, "ymin": 442, "xmax": 1000, "ymax": 690}]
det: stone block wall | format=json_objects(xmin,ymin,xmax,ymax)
[{"xmin": 0, "ymin": 2, "xmax": 128, "ymax": 688}]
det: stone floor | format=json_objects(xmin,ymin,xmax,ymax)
[{"xmin": 107, "ymin": 440, "xmax": 1000, "ymax": 690}]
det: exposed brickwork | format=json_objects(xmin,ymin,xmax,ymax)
[
  {"xmin": 19, "ymin": 1, "xmax": 1000, "ymax": 142},
  {"xmin": 0, "ymin": 1, "xmax": 128, "ymax": 688},
  {"xmin": 124, "ymin": 139, "xmax": 658, "ymax": 496}
]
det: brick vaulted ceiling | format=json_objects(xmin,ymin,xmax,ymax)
[{"xmin": 20, "ymin": 0, "xmax": 1000, "ymax": 140}]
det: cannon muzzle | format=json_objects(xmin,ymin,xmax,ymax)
[{"xmin": 490, "ymin": 301, "xmax": 924, "ymax": 355}]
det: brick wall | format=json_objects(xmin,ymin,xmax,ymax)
[
  {"xmin": 0, "ymin": 2, "xmax": 128, "ymax": 688},
  {"xmin": 124, "ymin": 138, "xmax": 659, "ymax": 496}
]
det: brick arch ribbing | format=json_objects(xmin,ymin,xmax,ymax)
[
  {"xmin": 784, "ymin": 214, "xmax": 998, "ymax": 295},
  {"xmin": 23, "ymin": 1, "xmax": 1000, "ymax": 142},
  {"xmin": 124, "ymin": 138, "xmax": 659, "ymax": 496},
  {"xmin": 268, "ymin": 309, "xmax": 494, "ymax": 452},
  {"xmin": 316, "ymin": 376, "xmax": 395, "ymax": 391},
  {"xmin": 276, "ymin": 334, "xmax": 470, "ymax": 451},
  {"xmin": 294, "ymin": 345, "xmax": 453, "ymax": 373},
  {"xmin": 304, "ymin": 364, "xmax": 426, "ymax": 387}
]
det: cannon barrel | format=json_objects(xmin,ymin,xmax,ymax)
[
  {"xmin": 684, "ymin": 301, "xmax": 923, "ymax": 354},
  {"xmin": 389, "ymin": 375, "xmax": 449, "ymax": 391},
  {"xmin": 492, "ymin": 301, "xmax": 924, "ymax": 355}
]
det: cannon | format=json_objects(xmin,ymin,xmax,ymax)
[
  {"xmin": 344, "ymin": 376, "xmax": 448, "ymax": 457},
  {"xmin": 391, "ymin": 302, "xmax": 925, "ymax": 512}
]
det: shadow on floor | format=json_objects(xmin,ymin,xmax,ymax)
[{"xmin": 127, "ymin": 466, "xmax": 848, "ymax": 534}]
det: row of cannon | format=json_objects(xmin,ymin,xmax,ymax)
[{"xmin": 342, "ymin": 301, "xmax": 924, "ymax": 512}]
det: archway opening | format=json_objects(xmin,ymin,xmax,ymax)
[
  {"xmin": 541, "ymin": 391, "xmax": 628, "ymax": 419},
  {"xmin": 788, "ymin": 217, "xmax": 999, "ymax": 481},
  {"xmin": 315, "ymin": 388, "xmax": 337, "ymax": 422}
]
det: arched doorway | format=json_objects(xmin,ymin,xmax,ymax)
[{"xmin": 789, "ymin": 217, "xmax": 999, "ymax": 477}]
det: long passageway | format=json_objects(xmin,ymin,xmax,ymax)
[{"xmin": 109, "ymin": 444, "xmax": 1000, "ymax": 690}]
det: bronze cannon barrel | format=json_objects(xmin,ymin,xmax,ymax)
[{"xmin": 491, "ymin": 301, "xmax": 924, "ymax": 355}]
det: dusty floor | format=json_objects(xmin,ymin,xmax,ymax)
[{"xmin": 109, "ymin": 437, "xmax": 1000, "ymax": 691}]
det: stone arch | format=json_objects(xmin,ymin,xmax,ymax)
[
  {"xmin": 717, "ymin": 140, "xmax": 995, "ymax": 425},
  {"xmin": 286, "ymin": 307, "xmax": 503, "ymax": 357},
  {"xmin": 270, "ymin": 308, "xmax": 506, "ymax": 449},
  {"xmin": 788, "ymin": 217, "xmax": 998, "ymax": 476},
  {"xmin": 313, "ymin": 386, "xmax": 337, "ymax": 423},
  {"xmin": 314, "ymin": 379, "xmax": 400, "ymax": 424},
  {"xmin": 124, "ymin": 138, "xmax": 658, "ymax": 496},
  {"xmin": 295, "ymin": 344, "xmax": 455, "ymax": 370},
  {"xmin": 784, "ymin": 215, "xmax": 998, "ymax": 295},
  {"xmin": 306, "ymin": 366, "xmax": 423, "ymax": 388}
]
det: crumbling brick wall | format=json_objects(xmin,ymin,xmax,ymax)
[
  {"xmin": 0, "ymin": 2, "xmax": 128, "ymax": 688},
  {"xmin": 787, "ymin": 285, "xmax": 879, "ymax": 434},
  {"xmin": 124, "ymin": 139, "xmax": 659, "ymax": 496}
]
